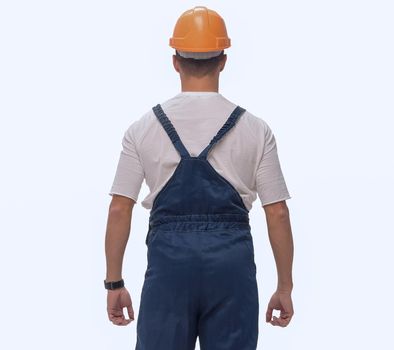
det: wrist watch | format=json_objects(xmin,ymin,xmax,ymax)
[{"xmin": 104, "ymin": 278, "xmax": 125, "ymax": 290}]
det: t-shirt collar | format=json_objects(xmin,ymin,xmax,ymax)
[{"xmin": 176, "ymin": 91, "xmax": 221, "ymax": 97}]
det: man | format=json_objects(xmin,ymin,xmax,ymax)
[{"xmin": 104, "ymin": 6, "xmax": 294, "ymax": 350}]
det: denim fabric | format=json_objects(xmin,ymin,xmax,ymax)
[{"xmin": 135, "ymin": 104, "xmax": 259, "ymax": 350}]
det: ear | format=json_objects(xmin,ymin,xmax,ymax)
[
  {"xmin": 219, "ymin": 54, "xmax": 227, "ymax": 72},
  {"xmin": 173, "ymin": 54, "xmax": 180, "ymax": 73}
]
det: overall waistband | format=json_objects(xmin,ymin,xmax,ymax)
[{"xmin": 149, "ymin": 213, "xmax": 250, "ymax": 231}]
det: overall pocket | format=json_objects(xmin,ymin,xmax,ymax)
[
  {"xmin": 243, "ymin": 234, "xmax": 255, "ymax": 256},
  {"xmin": 241, "ymin": 232, "xmax": 256, "ymax": 275},
  {"xmin": 146, "ymin": 229, "xmax": 160, "ymax": 247}
]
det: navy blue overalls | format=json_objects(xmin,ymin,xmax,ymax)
[{"xmin": 135, "ymin": 104, "xmax": 259, "ymax": 350}]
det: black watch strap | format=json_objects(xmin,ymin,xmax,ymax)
[{"xmin": 104, "ymin": 278, "xmax": 125, "ymax": 290}]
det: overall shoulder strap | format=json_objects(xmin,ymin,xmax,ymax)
[
  {"xmin": 198, "ymin": 105, "xmax": 246, "ymax": 159},
  {"xmin": 152, "ymin": 104, "xmax": 191, "ymax": 159}
]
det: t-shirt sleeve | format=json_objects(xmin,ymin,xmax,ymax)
[
  {"xmin": 108, "ymin": 125, "xmax": 145, "ymax": 203},
  {"xmin": 256, "ymin": 122, "xmax": 291, "ymax": 206}
]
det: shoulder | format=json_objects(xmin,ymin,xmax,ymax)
[
  {"xmin": 123, "ymin": 94, "xmax": 186, "ymax": 146},
  {"xmin": 238, "ymin": 108, "xmax": 273, "ymax": 144},
  {"xmin": 217, "ymin": 94, "xmax": 272, "ymax": 137},
  {"xmin": 242, "ymin": 109, "xmax": 270, "ymax": 131},
  {"xmin": 128, "ymin": 97, "xmax": 180, "ymax": 139},
  {"xmin": 124, "ymin": 107, "xmax": 157, "ymax": 145}
]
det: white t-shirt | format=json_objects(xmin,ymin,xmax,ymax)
[{"xmin": 109, "ymin": 91, "xmax": 291, "ymax": 211}]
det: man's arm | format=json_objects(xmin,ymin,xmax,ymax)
[
  {"xmin": 263, "ymin": 199, "xmax": 294, "ymax": 327},
  {"xmin": 105, "ymin": 194, "xmax": 135, "ymax": 282},
  {"xmin": 263, "ymin": 200, "xmax": 293, "ymax": 292}
]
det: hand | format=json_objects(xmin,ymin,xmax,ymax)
[
  {"xmin": 106, "ymin": 287, "xmax": 134, "ymax": 326},
  {"xmin": 266, "ymin": 289, "xmax": 294, "ymax": 327}
]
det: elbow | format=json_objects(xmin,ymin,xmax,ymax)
[
  {"xmin": 109, "ymin": 194, "xmax": 135, "ymax": 214},
  {"xmin": 263, "ymin": 200, "xmax": 289, "ymax": 219}
]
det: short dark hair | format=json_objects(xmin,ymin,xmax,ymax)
[{"xmin": 175, "ymin": 51, "xmax": 225, "ymax": 78}]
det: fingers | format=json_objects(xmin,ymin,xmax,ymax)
[
  {"xmin": 267, "ymin": 307, "xmax": 293, "ymax": 327},
  {"xmin": 266, "ymin": 304, "xmax": 293, "ymax": 327},
  {"xmin": 108, "ymin": 309, "xmax": 132, "ymax": 326},
  {"xmin": 270, "ymin": 314, "xmax": 292, "ymax": 327}
]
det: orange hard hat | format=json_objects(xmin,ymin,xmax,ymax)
[{"xmin": 169, "ymin": 6, "xmax": 231, "ymax": 52}]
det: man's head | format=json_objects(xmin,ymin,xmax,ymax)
[{"xmin": 169, "ymin": 6, "xmax": 230, "ymax": 86}]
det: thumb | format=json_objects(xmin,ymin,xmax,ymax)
[
  {"xmin": 127, "ymin": 305, "xmax": 134, "ymax": 320},
  {"xmin": 266, "ymin": 305, "xmax": 273, "ymax": 322}
]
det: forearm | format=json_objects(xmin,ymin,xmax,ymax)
[
  {"xmin": 265, "ymin": 206, "xmax": 294, "ymax": 292},
  {"xmin": 105, "ymin": 206, "xmax": 132, "ymax": 281}
]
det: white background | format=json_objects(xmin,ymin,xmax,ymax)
[{"xmin": 1, "ymin": 0, "xmax": 393, "ymax": 349}]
